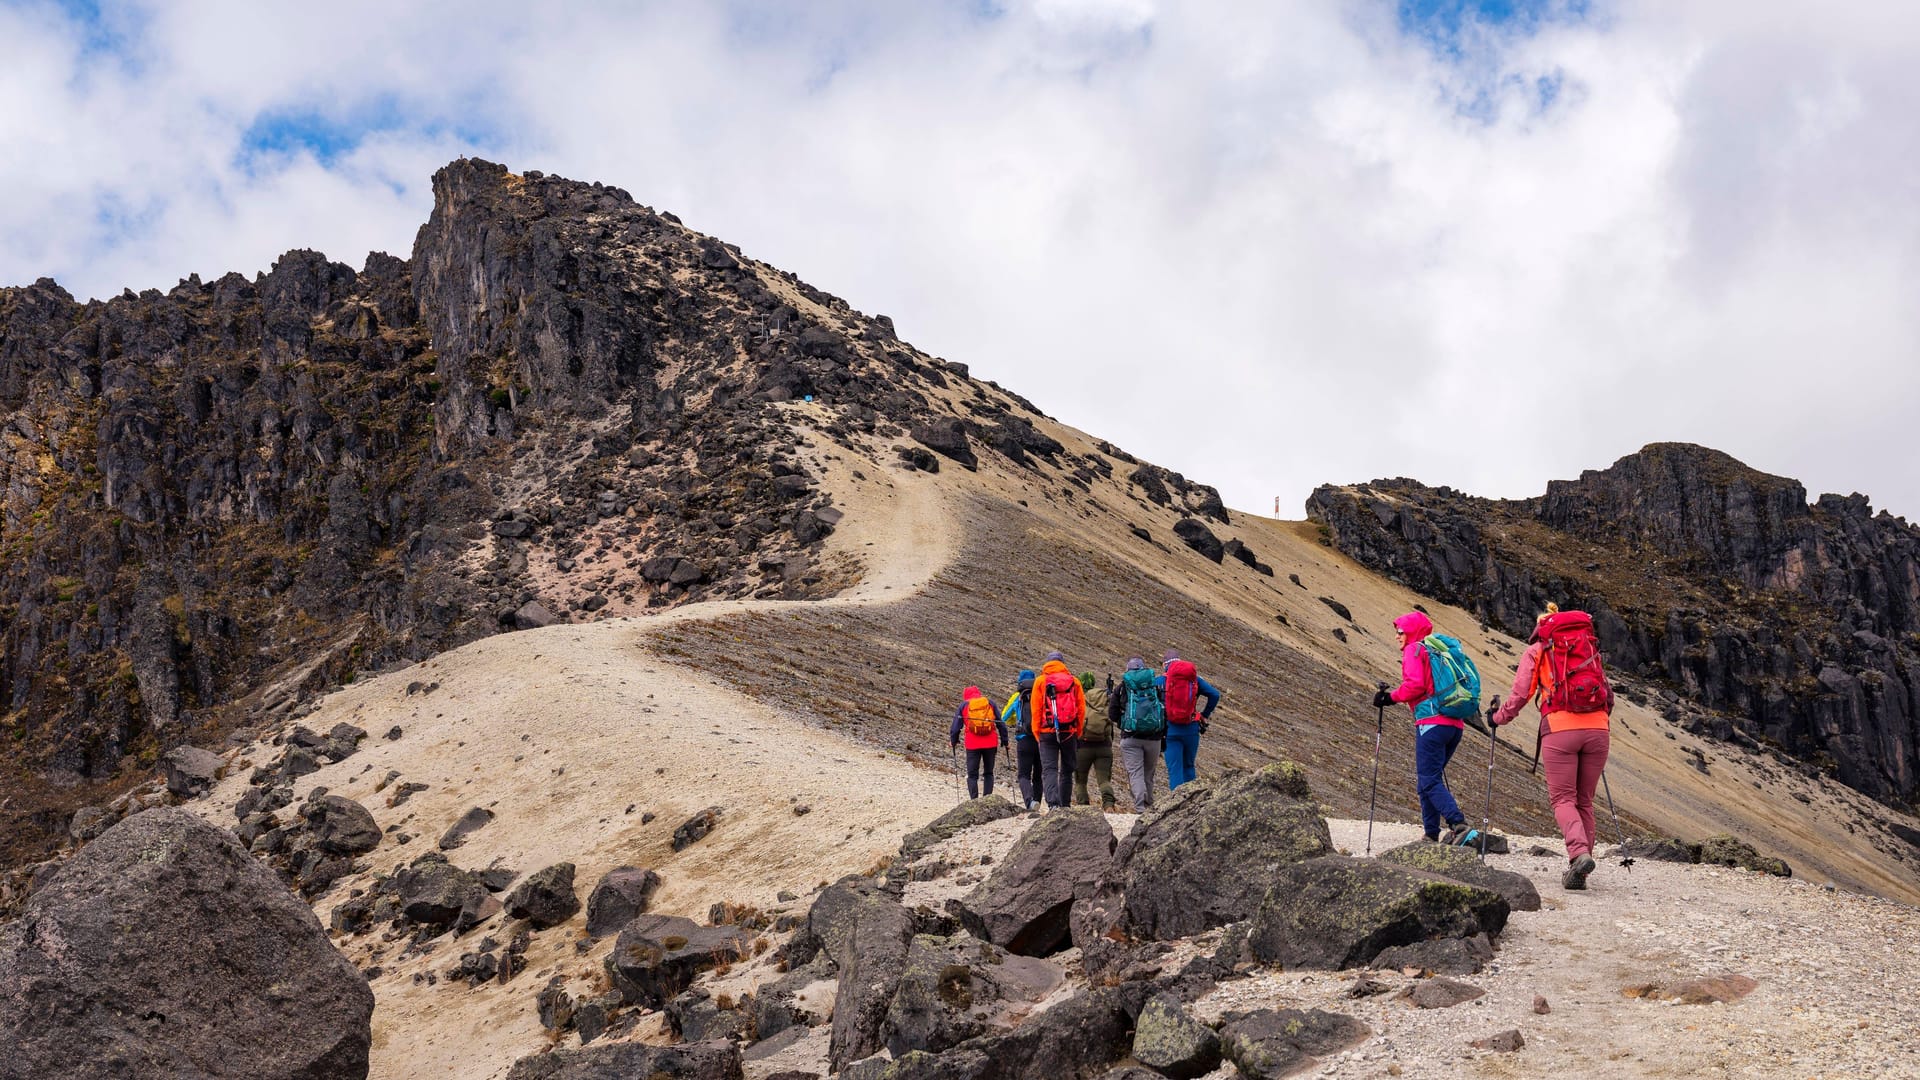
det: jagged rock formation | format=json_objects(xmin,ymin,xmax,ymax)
[
  {"xmin": 0, "ymin": 158, "xmax": 1228, "ymax": 869},
  {"xmin": 1308, "ymin": 443, "xmax": 1920, "ymax": 806}
]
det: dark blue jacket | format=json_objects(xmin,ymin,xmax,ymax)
[{"xmin": 1155, "ymin": 672, "xmax": 1222, "ymax": 719}]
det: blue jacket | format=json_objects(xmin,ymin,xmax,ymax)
[{"xmin": 1155, "ymin": 672, "xmax": 1222, "ymax": 719}]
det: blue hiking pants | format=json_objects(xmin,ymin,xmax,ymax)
[
  {"xmin": 1415, "ymin": 723, "xmax": 1466, "ymax": 837},
  {"xmin": 1164, "ymin": 723, "xmax": 1201, "ymax": 790}
]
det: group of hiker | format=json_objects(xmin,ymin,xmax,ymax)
[
  {"xmin": 948, "ymin": 650, "xmax": 1221, "ymax": 812},
  {"xmin": 951, "ymin": 600, "xmax": 1616, "ymax": 893}
]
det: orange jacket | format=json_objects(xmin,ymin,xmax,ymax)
[{"xmin": 1030, "ymin": 660, "xmax": 1086, "ymax": 739}]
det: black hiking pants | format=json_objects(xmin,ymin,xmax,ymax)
[
  {"xmin": 965, "ymin": 747, "xmax": 998, "ymax": 799},
  {"xmin": 1038, "ymin": 731, "xmax": 1078, "ymax": 808},
  {"xmin": 1015, "ymin": 738, "xmax": 1043, "ymax": 808}
]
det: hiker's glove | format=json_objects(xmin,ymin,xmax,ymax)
[
  {"xmin": 1197, "ymin": 720, "xmax": 1210, "ymax": 735},
  {"xmin": 1159, "ymin": 736, "xmax": 1167, "ymax": 751},
  {"xmin": 1371, "ymin": 689, "xmax": 1394, "ymax": 709}
]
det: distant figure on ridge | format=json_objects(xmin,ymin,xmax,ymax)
[
  {"xmin": 1159, "ymin": 650, "xmax": 1221, "ymax": 790},
  {"xmin": 1491, "ymin": 603, "xmax": 1614, "ymax": 889},
  {"xmin": 1030, "ymin": 652, "xmax": 1086, "ymax": 809},
  {"xmin": 1373, "ymin": 611, "xmax": 1481, "ymax": 844},
  {"xmin": 1001, "ymin": 669, "xmax": 1040, "ymax": 810},
  {"xmin": 1072, "ymin": 672, "xmax": 1118, "ymax": 811},
  {"xmin": 949, "ymin": 685, "xmax": 1011, "ymax": 800},
  {"xmin": 1113, "ymin": 657, "xmax": 1169, "ymax": 808}
]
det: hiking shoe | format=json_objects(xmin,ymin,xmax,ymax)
[
  {"xmin": 1440, "ymin": 823, "xmax": 1471, "ymax": 846},
  {"xmin": 1563, "ymin": 853, "xmax": 1596, "ymax": 890}
]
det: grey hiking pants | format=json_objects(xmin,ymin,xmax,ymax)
[
  {"xmin": 1037, "ymin": 731, "xmax": 1078, "ymax": 808},
  {"xmin": 1120, "ymin": 736, "xmax": 1160, "ymax": 809}
]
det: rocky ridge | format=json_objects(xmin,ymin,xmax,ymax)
[
  {"xmin": 1308, "ymin": 443, "xmax": 1920, "ymax": 811},
  {"xmin": 0, "ymin": 158, "xmax": 1226, "ymax": 871}
]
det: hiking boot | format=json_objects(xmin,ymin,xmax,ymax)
[
  {"xmin": 1440, "ymin": 823, "xmax": 1471, "ymax": 846},
  {"xmin": 1563, "ymin": 853, "xmax": 1596, "ymax": 890}
]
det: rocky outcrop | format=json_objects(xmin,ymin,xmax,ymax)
[
  {"xmin": 1376, "ymin": 841, "xmax": 1541, "ymax": 912},
  {"xmin": 949, "ymin": 807, "xmax": 1115, "ymax": 956},
  {"xmin": 503, "ymin": 1039, "xmax": 742, "ymax": 1080},
  {"xmin": 1247, "ymin": 855, "xmax": 1509, "ymax": 970},
  {"xmin": 586, "ymin": 865, "xmax": 661, "ymax": 937},
  {"xmin": 1308, "ymin": 443, "xmax": 1920, "ymax": 805},
  {"xmin": 604, "ymin": 914, "xmax": 755, "ymax": 1010},
  {"xmin": 0, "ymin": 808, "xmax": 374, "ymax": 1079}
]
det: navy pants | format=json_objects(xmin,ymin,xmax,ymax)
[
  {"xmin": 1015, "ymin": 738, "xmax": 1043, "ymax": 808},
  {"xmin": 1415, "ymin": 722, "xmax": 1466, "ymax": 837},
  {"xmin": 1164, "ymin": 722, "xmax": 1201, "ymax": 789}
]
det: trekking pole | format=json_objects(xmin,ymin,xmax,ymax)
[
  {"xmin": 1599, "ymin": 770, "xmax": 1635, "ymax": 872},
  {"xmin": 951, "ymin": 744, "xmax": 963, "ymax": 800},
  {"xmin": 1479, "ymin": 696, "xmax": 1500, "ymax": 860},
  {"xmin": 1366, "ymin": 682, "xmax": 1387, "ymax": 857}
]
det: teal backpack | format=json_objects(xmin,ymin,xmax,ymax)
[
  {"xmin": 1118, "ymin": 668, "xmax": 1167, "ymax": 738},
  {"xmin": 1422, "ymin": 634, "xmax": 1482, "ymax": 720}
]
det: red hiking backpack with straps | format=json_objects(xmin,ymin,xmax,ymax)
[
  {"xmin": 1533, "ymin": 610, "xmax": 1614, "ymax": 715},
  {"xmin": 1164, "ymin": 660, "xmax": 1200, "ymax": 724},
  {"xmin": 1041, "ymin": 670, "xmax": 1084, "ymax": 738}
]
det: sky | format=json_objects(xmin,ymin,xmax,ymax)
[{"xmin": 3, "ymin": 0, "xmax": 1917, "ymax": 521}]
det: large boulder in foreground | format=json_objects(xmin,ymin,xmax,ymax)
[
  {"xmin": 1248, "ymin": 855, "xmax": 1508, "ymax": 971},
  {"xmin": 1376, "ymin": 841, "xmax": 1541, "ymax": 912},
  {"xmin": 503, "ymin": 1038, "xmax": 742, "ymax": 1080},
  {"xmin": 1115, "ymin": 764, "xmax": 1333, "ymax": 940},
  {"xmin": 949, "ymin": 807, "xmax": 1115, "ymax": 956},
  {"xmin": 1219, "ymin": 1008, "xmax": 1371, "ymax": 1079},
  {"xmin": 0, "ymin": 807, "xmax": 374, "ymax": 1080},
  {"xmin": 881, "ymin": 933, "xmax": 1065, "ymax": 1056}
]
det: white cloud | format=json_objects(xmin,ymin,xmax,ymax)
[{"xmin": 3, "ymin": 0, "xmax": 1917, "ymax": 520}]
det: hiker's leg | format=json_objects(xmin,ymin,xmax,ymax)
[
  {"xmin": 1415, "ymin": 725, "xmax": 1465, "ymax": 836},
  {"xmin": 1164, "ymin": 726, "xmax": 1198, "ymax": 789},
  {"xmin": 965, "ymin": 749, "xmax": 982, "ymax": 799},
  {"xmin": 1178, "ymin": 728, "xmax": 1199, "ymax": 785},
  {"xmin": 980, "ymin": 747, "xmax": 997, "ymax": 796},
  {"xmin": 1072, "ymin": 745, "xmax": 1093, "ymax": 805},
  {"xmin": 1017, "ymin": 740, "xmax": 1041, "ymax": 808},
  {"xmin": 1574, "ymin": 729, "xmax": 1609, "ymax": 854},
  {"xmin": 1059, "ymin": 739, "xmax": 1078, "ymax": 806},
  {"xmin": 1542, "ymin": 730, "xmax": 1592, "ymax": 858},
  {"xmin": 1092, "ymin": 743, "xmax": 1115, "ymax": 809},
  {"xmin": 1121, "ymin": 738, "xmax": 1152, "ymax": 808},
  {"xmin": 1038, "ymin": 733, "xmax": 1062, "ymax": 807}
]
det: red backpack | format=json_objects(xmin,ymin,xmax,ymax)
[
  {"xmin": 1040, "ymin": 670, "xmax": 1084, "ymax": 738},
  {"xmin": 1534, "ymin": 610, "xmax": 1613, "ymax": 715},
  {"xmin": 1164, "ymin": 660, "xmax": 1200, "ymax": 723}
]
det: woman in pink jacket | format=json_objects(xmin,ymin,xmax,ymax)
[
  {"xmin": 1371, "ymin": 611, "xmax": 1472, "ymax": 844},
  {"xmin": 1491, "ymin": 603, "xmax": 1612, "ymax": 890}
]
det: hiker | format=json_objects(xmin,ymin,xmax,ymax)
[
  {"xmin": 949, "ymin": 686, "xmax": 1011, "ymax": 800},
  {"xmin": 1372, "ymin": 611, "xmax": 1478, "ymax": 844},
  {"xmin": 1001, "ymin": 669, "xmax": 1041, "ymax": 810},
  {"xmin": 1112, "ymin": 657, "xmax": 1168, "ymax": 808},
  {"xmin": 1158, "ymin": 651, "xmax": 1221, "ymax": 790},
  {"xmin": 1073, "ymin": 672, "xmax": 1117, "ymax": 810},
  {"xmin": 1491, "ymin": 603, "xmax": 1614, "ymax": 889},
  {"xmin": 1029, "ymin": 652, "xmax": 1086, "ymax": 809}
]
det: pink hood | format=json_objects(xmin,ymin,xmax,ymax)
[{"xmin": 1393, "ymin": 611, "xmax": 1434, "ymax": 640}]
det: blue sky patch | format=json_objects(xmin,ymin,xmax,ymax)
[{"xmin": 1398, "ymin": 0, "xmax": 1593, "ymax": 59}]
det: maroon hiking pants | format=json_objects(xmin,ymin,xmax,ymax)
[{"xmin": 1542, "ymin": 728, "xmax": 1610, "ymax": 860}]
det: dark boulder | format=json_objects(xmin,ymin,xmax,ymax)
[
  {"xmin": 949, "ymin": 808, "xmax": 1114, "ymax": 956},
  {"xmin": 1218, "ymin": 1008, "xmax": 1370, "ymax": 1079},
  {"xmin": 910, "ymin": 420, "xmax": 977, "ymax": 471},
  {"xmin": 672, "ymin": 806, "xmax": 722, "ymax": 851},
  {"xmin": 506, "ymin": 863, "xmax": 581, "ymax": 928},
  {"xmin": 393, "ymin": 853, "xmax": 496, "ymax": 934},
  {"xmin": 787, "ymin": 874, "xmax": 898, "ymax": 969},
  {"xmin": 1172, "ymin": 519, "xmax": 1224, "ymax": 563},
  {"xmin": 1114, "ymin": 764, "xmax": 1332, "ymax": 940},
  {"xmin": 605, "ymin": 914, "xmax": 755, "ymax": 1009},
  {"xmin": 880, "ymin": 933, "xmax": 1065, "ymax": 1056},
  {"xmin": 438, "ymin": 805, "xmax": 495, "ymax": 850},
  {"xmin": 898, "ymin": 794, "xmax": 1021, "ymax": 861},
  {"xmin": 1130, "ymin": 993, "xmax": 1221, "ymax": 1079},
  {"xmin": 1372, "ymin": 934, "xmax": 1495, "ymax": 976},
  {"xmin": 1248, "ymin": 856, "xmax": 1508, "ymax": 971},
  {"xmin": 1376, "ymin": 841, "xmax": 1541, "ymax": 912},
  {"xmin": 1620, "ymin": 836, "xmax": 1701, "ymax": 864},
  {"xmin": 860, "ymin": 984, "xmax": 1153, "ymax": 1080},
  {"xmin": 302, "ymin": 794, "xmax": 382, "ymax": 856},
  {"xmin": 0, "ymin": 808, "xmax": 374, "ymax": 1080},
  {"xmin": 667, "ymin": 989, "xmax": 751, "ymax": 1043},
  {"xmin": 586, "ymin": 865, "xmax": 661, "ymax": 937},
  {"xmin": 1401, "ymin": 976, "xmax": 1485, "ymax": 1009},
  {"xmin": 828, "ymin": 888, "xmax": 918, "ymax": 1069},
  {"xmin": 162, "ymin": 744, "xmax": 224, "ymax": 797},
  {"xmin": 503, "ymin": 1039, "xmax": 743, "ymax": 1080}
]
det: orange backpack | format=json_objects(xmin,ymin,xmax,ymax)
[{"xmin": 963, "ymin": 694, "xmax": 997, "ymax": 738}]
